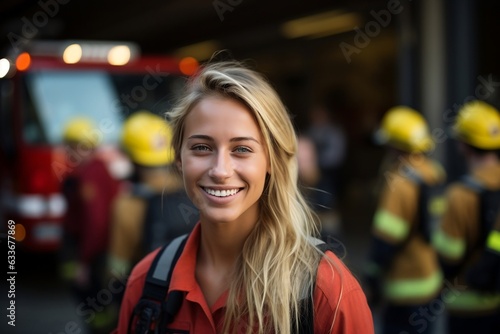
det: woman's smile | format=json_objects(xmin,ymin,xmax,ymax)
[{"xmin": 202, "ymin": 187, "xmax": 242, "ymax": 197}]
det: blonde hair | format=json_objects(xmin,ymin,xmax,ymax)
[{"xmin": 168, "ymin": 61, "xmax": 326, "ymax": 333}]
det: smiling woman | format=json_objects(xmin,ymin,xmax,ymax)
[{"xmin": 115, "ymin": 60, "xmax": 374, "ymax": 334}]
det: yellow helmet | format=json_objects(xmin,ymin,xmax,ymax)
[
  {"xmin": 375, "ymin": 106, "xmax": 434, "ymax": 153},
  {"xmin": 63, "ymin": 118, "xmax": 100, "ymax": 147},
  {"xmin": 452, "ymin": 100, "xmax": 500, "ymax": 150},
  {"xmin": 121, "ymin": 111, "xmax": 175, "ymax": 166}
]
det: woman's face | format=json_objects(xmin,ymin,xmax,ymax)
[{"xmin": 179, "ymin": 96, "xmax": 270, "ymax": 227}]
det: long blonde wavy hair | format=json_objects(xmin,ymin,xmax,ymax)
[{"xmin": 168, "ymin": 61, "xmax": 326, "ymax": 333}]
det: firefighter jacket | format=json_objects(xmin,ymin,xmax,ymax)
[
  {"xmin": 433, "ymin": 162, "xmax": 500, "ymax": 315},
  {"xmin": 108, "ymin": 169, "xmax": 197, "ymax": 276},
  {"xmin": 367, "ymin": 154, "xmax": 446, "ymax": 305}
]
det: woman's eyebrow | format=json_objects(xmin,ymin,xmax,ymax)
[
  {"xmin": 187, "ymin": 134, "xmax": 213, "ymax": 141},
  {"xmin": 187, "ymin": 135, "xmax": 261, "ymax": 145},
  {"xmin": 230, "ymin": 136, "xmax": 261, "ymax": 144}
]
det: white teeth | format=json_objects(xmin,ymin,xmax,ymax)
[{"xmin": 204, "ymin": 188, "xmax": 239, "ymax": 197}]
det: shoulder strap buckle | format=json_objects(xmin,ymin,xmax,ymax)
[
  {"xmin": 129, "ymin": 234, "xmax": 189, "ymax": 334},
  {"xmin": 133, "ymin": 299, "xmax": 161, "ymax": 334}
]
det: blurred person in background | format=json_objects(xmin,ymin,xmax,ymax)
[
  {"xmin": 59, "ymin": 117, "xmax": 127, "ymax": 334},
  {"xmin": 306, "ymin": 104, "xmax": 347, "ymax": 239},
  {"xmin": 106, "ymin": 111, "xmax": 198, "ymax": 303},
  {"xmin": 297, "ymin": 134, "xmax": 321, "ymax": 205},
  {"xmin": 432, "ymin": 100, "xmax": 500, "ymax": 334},
  {"xmin": 363, "ymin": 106, "xmax": 446, "ymax": 334}
]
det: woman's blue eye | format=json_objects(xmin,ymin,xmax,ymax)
[
  {"xmin": 193, "ymin": 145, "xmax": 210, "ymax": 151},
  {"xmin": 234, "ymin": 146, "xmax": 251, "ymax": 153}
]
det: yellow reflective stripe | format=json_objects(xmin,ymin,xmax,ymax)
[
  {"xmin": 384, "ymin": 271, "xmax": 443, "ymax": 300},
  {"xmin": 373, "ymin": 210, "xmax": 410, "ymax": 241},
  {"xmin": 446, "ymin": 291, "xmax": 500, "ymax": 312},
  {"xmin": 486, "ymin": 230, "xmax": 500, "ymax": 253},
  {"xmin": 432, "ymin": 229, "xmax": 466, "ymax": 261},
  {"xmin": 429, "ymin": 195, "xmax": 447, "ymax": 217}
]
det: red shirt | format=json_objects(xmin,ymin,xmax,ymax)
[{"xmin": 115, "ymin": 223, "xmax": 374, "ymax": 333}]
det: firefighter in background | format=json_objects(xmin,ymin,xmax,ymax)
[
  {"xmin": 59, "ymin": 118, "xmax": 125, "ymax": 333},
  {"xmin": 433, "ymin": 100, "xmax": 500, "ymax": 333},
  {"xmin": 363, "ymin": 106, "xmax": 446, "ymax": 334},
  {"xmin": 107, "ymin": 111, "xmax": 198, "ymax": 286}
]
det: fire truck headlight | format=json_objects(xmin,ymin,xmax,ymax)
[
  {"xmin": 48, "ymin": 194, "xmax": 67, "ymax": 217},
  {"xmin": 17, "ymin": 195, "xmax": 46, "ymax": 218},
  {"xmin": 63, "ymin": 44, "xmax": 83, "ymax": 64},
  {"xmin": 107, "ymin": 45, "xmax": 131, "ymax": 66},
  {"xmin": 0, "ymin": 58, "xmax": 12, "ymax": 78}
]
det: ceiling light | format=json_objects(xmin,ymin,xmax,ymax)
[{"xmin": 281, "ymin": 10, "xmax": 362, "ymax": 39}]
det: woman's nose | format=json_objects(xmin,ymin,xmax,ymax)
[{"xmin": 208, "ymin": 151, "xmax": 233, "ymax": 180}]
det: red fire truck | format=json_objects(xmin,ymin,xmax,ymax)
[{"xmin": 0, "ymin": 40, "xmax": 196, "ymax": 252}]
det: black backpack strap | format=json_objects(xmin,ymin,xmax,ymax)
[
  {"xmin": 480, "ymin": 189, "xmax": 500, "ymax": 242},
  {"xmin": 293, "ymin": 238, "xmax": 343, "ymax": 334},
  {"xmin": 461, "ymin": 174, "xmax": 500, "ymax": 244},
  {"xmin": 297, "ymin": 288, "xmax": 314, "ymax": 334},
  {"xmin": 128, "ymin": 234, "xmax": 188, "ymax": 334},
  {"xmin": 460, "ymin": 176, "xmax": 486, "ymax": 243},
  {"xmin": 400, "ymin": 165, "xmax": 435, "ymax": 242},
  {"xmin": 460, "ymin": 175, "xmax": 500, "ymax": 292}
]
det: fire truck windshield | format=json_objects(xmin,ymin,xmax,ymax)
[
  {"xmin": 23, "ymin": 70, "xmax": 122, "ymax": 145},
  {"xmin": 21, "ymin": 70, "xmax": 183, "ymax": 145}
]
